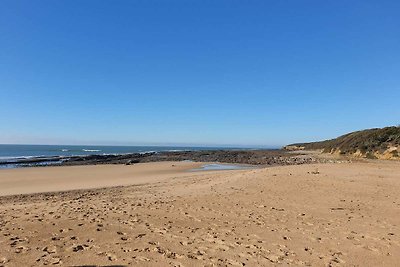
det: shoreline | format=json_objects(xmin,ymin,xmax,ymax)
[
  {"xmin": 0, "ymin": 149, "xmax": 327, "ymax": 169},
  {"xmin": 0, "ymin": 161, "xmax": 256, "ymax": 197}
]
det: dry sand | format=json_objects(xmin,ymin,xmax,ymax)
[{"xmin": 0, "ymin": 160, "xmax": 400, "ymax": 266}]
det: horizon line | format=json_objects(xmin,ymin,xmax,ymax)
[{"xmin": 0, "ymin": 142, "xmax": 281, "ymax": 149}]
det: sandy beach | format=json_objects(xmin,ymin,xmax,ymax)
[
  {"xmin": 1, "ymin": 161, "xmax": 400, "ymax": 266},
  {"xmin": 0, "ymin": 161, "xmax": 206, "ymax": 196}
]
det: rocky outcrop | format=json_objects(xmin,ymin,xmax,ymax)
[
  {"xmin": 4, "ymin": 149, "xmax": 335, "ymax": 168},
  {"xmin": 282, "ymin": 145, "xmax": 305, "ymax": 151}
]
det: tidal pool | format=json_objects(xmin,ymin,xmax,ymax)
[{"xmin": 191, "ymin": 163, "xmax": 255, "ymax": 171}]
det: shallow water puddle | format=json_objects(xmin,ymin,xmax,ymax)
[{"xmin": 190, "ymin": 163, "xmax": 255, "ymax": 171}]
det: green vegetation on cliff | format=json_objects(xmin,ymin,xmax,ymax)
[{"xmin": 287, "ymin": 126, "xmax": 400, "ymax": 157}]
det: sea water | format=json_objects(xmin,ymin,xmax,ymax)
[{"xmin": 0, "ymin": 144, "xmax": 245, "ymax": 166}]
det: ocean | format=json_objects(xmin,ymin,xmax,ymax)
[{"xmin": 0, "ymin": 144, "xmax": 243, "ymax": 166}]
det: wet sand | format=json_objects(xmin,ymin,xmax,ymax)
[
  {"xmin": 0, "ymin": 161, "xmax": 206, "ymax": 196},
  {"xmin": 0, "ymin": 161, "xmax": 400, "ymax": 266}
]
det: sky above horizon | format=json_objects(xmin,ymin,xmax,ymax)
[{"xmin": 1, "ymin": 1, "xmax": 399, "ymax": 147}]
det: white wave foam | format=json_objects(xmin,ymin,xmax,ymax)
[
  {"xmin": 0, "ymin": 155, "xmax": 45, "ymax": 160},
  {"xmin": 82, "ymin": 149, "xmax": 101, "ymax": 152},
  {"xmin": 139, "ymin": 151, "xmax": 156, "ymax": 155}
]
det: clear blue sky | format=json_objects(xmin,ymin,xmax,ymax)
[{"xmin": 1, "ymin": 1, "xmax": 399, "ymax": 147}]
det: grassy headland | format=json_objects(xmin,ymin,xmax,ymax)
[{"xmin": 284, "ymin": 126, "xmax": 400, "ymax": 159}]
